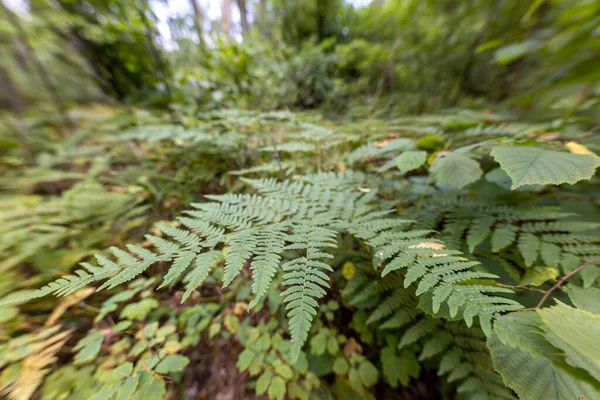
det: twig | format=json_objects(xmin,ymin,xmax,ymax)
[
  {"xmin": 272, "ymin": 139, "xmax": 284, "ymax": 182},
  {"xmin": 549, "ymin": 123, "xmax": 600, "ymax": 151},
  {"xmin": 495, "ymin": 282, "xmax": 545, "ymax": 293},
  {"xmin": 536, "ymin": 257, "xmax": 600, "ymax": 309}
]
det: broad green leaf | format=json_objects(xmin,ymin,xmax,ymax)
[
  {"xmin": 485, "ymin": 168, "xmax": 543, "ymax": 191},
  {"xmin": 268, "ymin": 376, "xmax": 286, "ymax": 400},
  {"xmin": 395, "ymin": 151, "xmax": 427, "ymax": 173},
  {"xmin": 256, "ymin": 370, "xmax": 273, "ymax": 395},
  {"xmin": 133, "ymin": 372, "xmax": 166, "ymax": 400},
  {"xmin": 490, "ymin": 146, "xmax": 600, "ymax": 189},
  {"xmin": 273, "ymin": 360, "xmax": 294, "ymax": 380},
  {"xmin": 358, "ymin": 361, "xmax": 379, "ymax": 387},
  {"xmin": 155, "ymin": 354, "xmax": 190, "ymax": 374},
  {"xmin": 431, "ymin": 155, "xmax": 482, "ymax": 189},
  {"xmin": 116, "ymin": 376, "xmax": 139, "ymax": 400},
  {"xmin": 565, "ymin": 286, "xmax": 600, "ymax": 314},
  {"xmin": 310, "ymin": 331, "xmax": 327, "ymax": 356},
  {"xmin": 520, "ymin": 266, "xmax": 558, "ymax": 287},
  {"xmin": 236, "ymin": 349, "xmax": 256, "ymax": 371},
  {"xmin": 333, "ymin": 357, "xmax": 349, "ymax": 375},
  {"xmin": 488, "ymin": 332, "xmax": 598, "ymax": 400},
  {"xmin": 538, "ymin": 302, "xmax": 600, "ymax": 382}
]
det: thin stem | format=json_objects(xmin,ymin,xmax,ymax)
[
  {"xmin": 272, "ymin": 139, "xmax": 284, "ymax": 182},
  {"xmin": 536, "ymin": 257, "xmax": 600, "ymax": 309},
  {"xmin": 495, "ymin": 282, "xmax": 545, "ymax": 293}
]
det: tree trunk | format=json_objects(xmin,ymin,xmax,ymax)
[
  {"xmin": 1, "ymin": 3, "xmax": 73, "ymax": 130},
  {"xmin": 221, "ymin": 0, "xmax": 232, "ymax": 40},
  {"xmin": 189, "ymin": 0, "xmax": 206, "ymax": 46},
  {"xmin": 236, "ymin": 0, "xmax": 249, "ymax": 37},
  {"xmin": 138, "ymin": 2, "xmax": 179, "ymax": 124}
]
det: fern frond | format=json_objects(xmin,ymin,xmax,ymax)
[
  {"xmin": 1, "ymin": 328, "xmax": 72, "ymax": 400},
  {"xmin": 282, "ymin": 219, "xmax": 337, "ymax": 360}
]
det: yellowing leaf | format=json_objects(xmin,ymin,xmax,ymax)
[
  {"xmin": 519, "ymin": 266, "xmax": 558, "ymax": 287},
  {"xmin": 565, "ymin": 141, "xmax": 599, "ymax": 159},
  {"xmin": 342, "ymin": 262, "xmax": 355, "ymax": 280},
  {"xmin": 409, "ymin": 242, "xmax": 445, "ymax": 250}
]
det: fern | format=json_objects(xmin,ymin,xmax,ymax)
[
  {"xmin": 1, "ymin": 173, "xmax": 523, "ymax": 360},
  {"xmin": 413, "ymin": 197, "xmax": 600, "ymax": 285}
]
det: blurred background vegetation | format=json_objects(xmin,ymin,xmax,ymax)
[{"xmin": 2, "ymin": 0, "xmax": 598, "ymax": 117}]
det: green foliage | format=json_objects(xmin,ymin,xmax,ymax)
[
  {"xmin": 488, "ymin": 303, "xmax": 600, "ymax": 399},
  {"xmin": 2, "ymin": 1, "xmax": 600, "ymax": 395},
  {"xmin": 491, "ymin": 146, "xmax": 600, "ymax": 189}
]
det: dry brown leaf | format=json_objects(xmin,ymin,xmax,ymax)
[
  {"xmin": 5, "ymin": 328, "xmax": 72, "ymax": 400},
  {"xmin": 232, "ymin": 302, "xmax": 248, "ymax": 316},
  {"xmin": 343, "ymin": 338, "xmax": 363, "ymax": 357}
]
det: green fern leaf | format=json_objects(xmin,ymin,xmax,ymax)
[{"xmin": 518, "ymin": 233, "xmax": 540, "ymax": 267}]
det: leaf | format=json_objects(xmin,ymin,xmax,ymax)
[
  {"xmin": 490, "ymin": 146, "xmax": 600, "ymax": 189},
  {"xmin": 256, "ymin": 370, "xmax": 273, "ymax": 395},
  {"xmin": 342, "ymin": 261, "xmax": 355, "ymax": 280},
  {"xmin": 538, "ymin": 302, "xmax": 600, "ymax": 382},
  {"xmin": 520, "ymin": 266, "xmax": 558, "ymax": 287},
  {"xmin": 358, "ymin": 361, "xmax": 379, "ymax": 387},
  {"xmin": 491, "ymin": 224, "xmax": 518, "ymax": 252},
  {"xmin": 155, "ymin": 354, "xmax": 190, "ymax": 374},
  {"xmin": 381, "ymin": 347, "xmax": 407, "ymax": 388},
  {"xmin": 395, "ymin": 151, "xmax": 427, "ymax": 173},
  {"xmin": 273, "ymin": 360, "xmax": 294, "ymax": 380},
  {"xmin": 518, "ymin": 233, "xmax": 539, "ymax": 267},
  {"xmin": 431, "ymin": 155, "xmax": 483, "ymax": 189},
  {"xmin": 135, "ymin": 372, "xmax": 166, "ymax": 400},
  {"xmin": 120, "ymin": 299, "xmax": 158, "ymax": 321},
  {"xmin": 268, "ymin": 376, "xmax": 286, "ymax": 400},
  {"xmin": 73, "ymin": 331, "xmax": 104, "ymax": 365},
  {"xmin": 333, "ymin": 357, "xmax": 349, "ymax": 375},
  {"xmin": 236, "ymin": 349, "xmax": 256, "ymax": 372},
  {"xmin": 565, "ymin": 286, "xmax": 600, "ymax": 314},
  {"xmin": 565, "ymin": 142, "xmax": 599, "ymax": 159},
  {"xmin": 488, "ymin": 332, "xmax": 598, "ymax": 399},
  {"xmin": 310, "ymin": 332, "xmax": 327, "ymax": 356}
]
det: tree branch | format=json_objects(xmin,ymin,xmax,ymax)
[{"xmin": 536, "ymin": 257, "xmax": 600, "ymax": 309}]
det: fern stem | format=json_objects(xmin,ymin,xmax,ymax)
[{"xmin": 535, "ymin": 257, "xmax": 600, "ymax": 309}]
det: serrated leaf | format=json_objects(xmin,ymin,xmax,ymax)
[
  {"xmin": 256, "ymin": 370, "xmax": 273, "ymax": 395},
  {"xmin": 488, "ymin": 331, "xmax": 598, "ymax": 399},
  {"xmin": 490, "ymin": 146, "xmax": 600, "ymax": 189},
  {"xmin": 431, "ymin": 155, "xmax": 483, "ymax": 189},
  {"xmin": 491, "ymin": 224, "xmax": 518, "ymax": 252},
  {"xmin": 268, "ymin": 376, "xmax": 286, "ymax": 400},
  {"xmin": 466, "ymin": 216, "xmax": 495, "ymax": 252},
  {"xmin": 538, "ymin": 302, "xmax": 600, "ymax": 382},
  {"xmin": 565, "ymin": 286, "xmax": 600, "ymax": 314},
  {"xmin": 396, "ymin": 151, "xmax": 427, "ymax": 173},
  {"xmin": 518, "ymin": 233, "xmax": 539, "ymax": 267}
]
